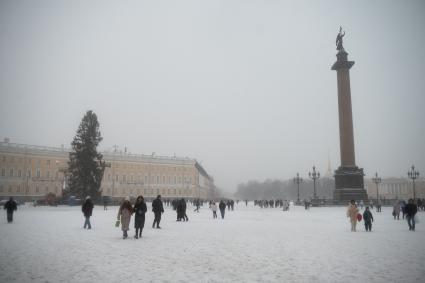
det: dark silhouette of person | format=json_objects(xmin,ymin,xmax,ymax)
[
  {"xmin": 219, "ymin": 200, "xmax": 226, "ymax": 219},
  {"xmin": 82, "ymin": 196, "xmax": 94, "ymax": 229},
  {"xmin": 4, "ymin": 197, "xmax": 17, "ymax": 223},
  {"xmin": 152, "ymin": 195, "xmax": 164, "ymax": 229}
]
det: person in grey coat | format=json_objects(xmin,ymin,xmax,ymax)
[{"xmin": 117, "ymin": 197, "xmax": 133, "ymax": 239}]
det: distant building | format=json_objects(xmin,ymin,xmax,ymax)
[
  {"xmin": 365, "ymin": 177, "xmax": 425, "ymax": 201},
  {"xmin": 0, "ymin": 139, "xmax": 214, "ymax": 201}
]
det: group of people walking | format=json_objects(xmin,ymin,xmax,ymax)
[
  {"xmin": 208, "ymin": 200, "xmax": 227, "ymax": 219},
  {"xmin": 114, "ymin": 194, "xmax": 163, "ymax": 239},
  {"xmin": 346, "ymin": 198, "xmax": 419, "ymax": 232}
]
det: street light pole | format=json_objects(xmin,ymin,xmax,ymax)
[
  {"xmin": 293, "ymin": 173, "xmax": 303, "ymax": 205},
  {"xmin": 309, "ymin": 166, "xmax": 320, "ymax": 200},
  {"xmin": 372, "ymin": 172, "xmax": 381, "ymax": 201},
  {"xmin": 407, "ymin": 165, "xmax": 419, "ymax": 200}
]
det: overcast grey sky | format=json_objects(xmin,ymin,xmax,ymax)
[{"xmin": 1, "ymin": 0, "xmax": 424, "ymax": 192}]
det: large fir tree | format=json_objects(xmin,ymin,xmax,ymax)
[{"xmin": 67, "ymin": 110, "xmax": 105, "ymax": 200}]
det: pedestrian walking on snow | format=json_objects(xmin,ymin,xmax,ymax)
[
  {"xmin": 219, "ymin": 200, "xmax": 226, "ymax": 219},
  {"xmin": 117, "ymin": 197, "xmax": 133, "ymax": 239},
  {"xmin": 347, "ymin": 200, "xmax": 359, "ymax": 232},
  {"xmin": 3, "ymin": 197, "xmax": 17, "ymax": 223},
  {"xmin": 133, "ymin": 195, "xmax": 147, "ymax": 239},
  {"xmin": 363, "ymin": 207, "xmax": 374, "ymax": 232},
  {"xmin": 392, "ymin": 201, "xmax": 401, "ymax": 220},
  {"xmin": 82, "ymin": 196, "xmax": 94, "ymax": 229},
  {"xmin": 405, "ymin": 199, "xmax": 418, "ymax": 231},
  {"xmin": 210, "ymin": 201, "xmax": 217, "ymax": 218},
  {"xmin": 152, "ymin": 195, "xmax": 164, "ymax": 229}
]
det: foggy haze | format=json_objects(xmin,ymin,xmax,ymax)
[{"xmin": 1, "ymin": 0, "xmax": 424, "ymax": 193}]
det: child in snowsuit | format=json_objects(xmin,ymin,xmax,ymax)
[{"xmin": 363, "ymin": 206, "xmax": 374, "ymax": 232}]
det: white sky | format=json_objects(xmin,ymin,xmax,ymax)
[{"xmin": 1, "ymin": 0, "xmax": 424, "ymax": 192}]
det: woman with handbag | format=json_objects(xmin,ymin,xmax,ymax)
[
  {"xmin": 133, "ymin": 195, "xmax": 147, "ymax": 239},
  {"xmin": 117, "ymin": 197, "xmax": 134, "ymax": 239},
  {"xmin": 346, "ymin": 200, "xmax": 359, "ymax": 232}
]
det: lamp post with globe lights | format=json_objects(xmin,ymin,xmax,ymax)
[
  {"xmin": 372, "ymin": 172, "xmax": 381, "ymax": 201},
  {"xmin": 407, "ymin": 165, "xmax": 419, "ymax": 200},
  {"xmin": 293, "ymin": 173, "xmax": 303, "ymax": 205},
  {"xmin": 309, "ymin": 166, "xmax": 320, "ymax": 201}
]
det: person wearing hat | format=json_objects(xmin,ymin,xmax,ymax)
[
  {"xmin": 82, "ymin": 196, "xmax": 94, "ymax": 229},
  {"xmin": 118, "ymin": 196, "xmax": 134, "ymax": 239},
  {"xmin": 152, "ymin": 195, "xmax": 164, "ymax": 229}
]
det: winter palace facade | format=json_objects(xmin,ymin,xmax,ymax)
[{"xmin": 0, "ymin": 139, "xmax": 215, "ymax": 201}]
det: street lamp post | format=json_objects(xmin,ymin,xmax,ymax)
[
  {"xmin": 372, "ymin": 172, "xmax": 381, "ymax": 201},
  {"xmin": 293, "ymin": 173, "xmax": 303, "ymax": 205},
  {"xmin": 407, "ymin": 165, "xmax": 419, "ymax": 200},
  {"xmin": 309, "ymin": 166, "xmax": 320, "ymax": 201}
]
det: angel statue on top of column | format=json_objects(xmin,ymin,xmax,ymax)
[{"xmin": 336, "ymin": 26, "xmax": 345, "ymax": 51}]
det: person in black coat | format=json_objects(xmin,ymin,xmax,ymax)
[
  {"xmin": 4, "ymin": 197, "xmax": 17, "ymax": 223},
  {"xmin": 182, "ymin": 198, "xmax": 188, "ymax": 221},
  {"xmin": 405, "ymin": 199, "xmax": 418, "ymax": 231},
  {"xmin": 219, "ymin": 200, "xmax": 226, "ymax": 219},
  {"xmin": 82, "ymin": 196, "xmax": 94, "ymax": 229},
  {"xmin": 362, "ymin": 206, "xmax": 374, "ymax": 232},
  {"xmin": 133, "ymin": 195, "xmax": 147, "ymax": 238},
  {"xmin": 152, "ymin": 195, "xmax": 164, "ymax": 229}
]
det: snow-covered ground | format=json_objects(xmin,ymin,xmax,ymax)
[{"xmin": 0, "ymin": 203, "xmax": 424, "ymax": 283}]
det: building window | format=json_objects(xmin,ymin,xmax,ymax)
[
  {"xmin": 17, "ymin": 185, "xmax": 20, "ymax": 193},
  {"xmin": 163, "ymin": 176, "xmax": 165, "ymax": 184},
  {"xmin": 0, "ymin": 185, "xmax": 3, "ymax": 192},
  {"xmin": 178, "ymin": 177, "xmax": 181, "ymax": 184},
  {"xmin": 9, "ymin": 169, "xmax": 13, "ymax": 177},
  {"xmin": 36, "ymin": 168, "xmax": 41, "ymax": 178},
  {"xmin": 108, "ymin": 174, "xmax": 111, "ymax": 181},
  {"xmin": 116, "ymin": 175, "xmax": 118, "ymax": 181},
  {"xmin": 157, "ymin": 176, "xmax": 160, "ymax": 183},
  {"xmin": 8, "ymin": 186, "xmax": 12, "ymax": 192},
  {"xmin": 1, "ymin": 168, "xmax": 5, "ymax": 177},
  {"xmin": 47, "ymin": 160, "xmax": 50, "ymax": 167},
  {"xmin": 46, "ymin": 171, "xmax": 50, "ymax": 179},
  {"xmin": 27, "ymin": 170, "xmax": 31, "ymax": 178},
  {"xmin": 36, "ymin": 186, "xmax": 39, "ymax": 193},
  {"xmin": 18, "ymin": 170, "xmax": 22, "ymax": 178},
  {"xmin": 45, "ymin": 187, "xmax": 49, "ymax": 193},
  {"xmin": 144, "ymin": 176, "xmax": 148, "ymax": 184},
  {"xmin": 130, "ymin": 175, "xmax": 134, "ymax": 182},
  {"xmin": 122, "ymin": 175, "xmax": 126, "ymax": 183}
]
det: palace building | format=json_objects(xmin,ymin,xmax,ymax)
[{"xmin": 0, "ymin": 139, "xmax": 215, "ymax": 201}]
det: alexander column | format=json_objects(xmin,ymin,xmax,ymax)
[{"xmin": 331, "ymin": 27, "xmax": 368, "ymax": 203}]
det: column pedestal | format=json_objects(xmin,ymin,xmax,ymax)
[{"xmin": 334, "ymin": 166, "xmax": 368, "ymax": 203}]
